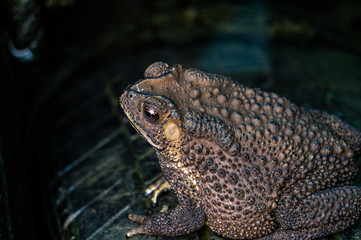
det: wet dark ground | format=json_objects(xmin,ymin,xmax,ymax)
[{"xmin": 1, "ymin": 1, "xmax": 361, "ymax": 240}]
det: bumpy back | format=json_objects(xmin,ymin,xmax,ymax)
[{"xmin": 131, "ymin": 62, "xmax": 361, "ymax": 157}]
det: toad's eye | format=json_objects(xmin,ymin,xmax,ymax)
[{"xmin": 144, "ymin": 106, "xmax": 160, "ymax": 122}]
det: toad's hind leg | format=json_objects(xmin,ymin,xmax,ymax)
[{"xmin": 262, "ymin": 186, "xmax": 361, "ymax": 240}]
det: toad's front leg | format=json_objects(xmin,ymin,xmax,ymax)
[{"xmin": 126, "ymin": 165, "xmax": 205, "ymax": 237}]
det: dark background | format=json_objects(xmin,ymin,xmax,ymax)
[{"xmin": 1, "ymin": 0, "xmax": 361, "ymax": 239}]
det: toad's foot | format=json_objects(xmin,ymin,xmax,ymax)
[
  {"xmin": 145, "ymin": 176, "xmax": 171, "ymax": 206},
  {"xmin": 126, "ymin": 204, "xmax": 205, "ymax": 237},
  {"xmin": 126, "ymin": 164, "xmax": 205, "ymax": 238},
  {"xmin": 126, "ymin": 214, "xmax": 148, "ymax": 237}
]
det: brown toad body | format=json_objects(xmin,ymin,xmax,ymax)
[{"xmin": 120, "ymin": 62, "xmax": 361, "ymax": 240}]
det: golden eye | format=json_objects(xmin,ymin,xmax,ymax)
[{"xmin": 144, "ymin": 106, "xmax": 160, "ymax": 122}]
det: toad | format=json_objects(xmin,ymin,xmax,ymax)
[{"xmin": 120, "ymin": 62, "xmax": 361, "ymax": 239}]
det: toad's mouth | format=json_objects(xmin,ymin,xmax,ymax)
[{"xmin": 131, "ymin": 120, "xmax": 165, "ymax": 151}]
